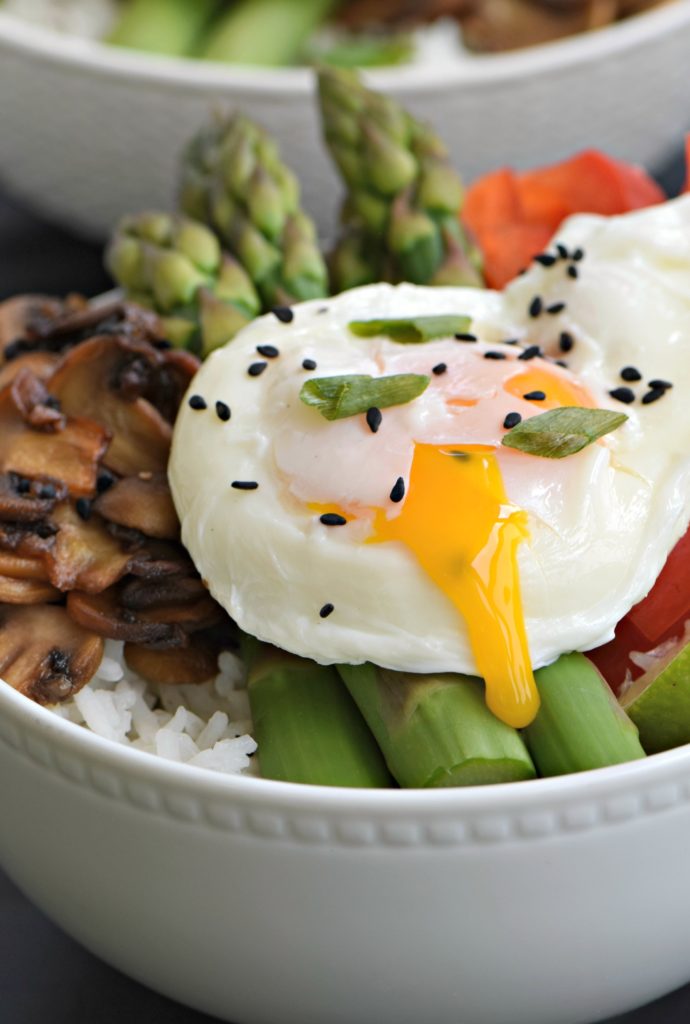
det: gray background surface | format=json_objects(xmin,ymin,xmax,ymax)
[{"xmin": 0, "ymin": 157, "xmax": 688, "ymax": 1022}]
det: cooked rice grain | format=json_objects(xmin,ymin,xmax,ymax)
[{"xmin": 50, "ymin": 640, "xmax": 258, "ymax": 776}]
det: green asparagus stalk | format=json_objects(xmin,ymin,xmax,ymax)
[
  {"xmin": 108, "ymin": 0, "xmax": 219, "ymax": 56},
  {"xmin": 308, "ymin": 32, "xmax": 414, "ymax": 69},
  {"xmin": 105, "ymin": 211, "xmax": 260, "ymax": 355},
  {"xmin": 523, "ymin": 653, "xmax": 646, "ymax": 776},
  {"xmin": 248, "ymin": 646, "xmax": 391, "ymax": 788},
  {"xmin": 317, "ymin": 66, "xmax": 484, "ymax": 292},
  {"xmin": 180, "ymin": 114, "xmax": 329, "ymax": 309},
  {"xmin": 338, "ymin": 664, "xmax": 535, "ymax": 788},
  {"xmin": 202, "ymin": 0, "xmax": 337, "ymax": 66}
]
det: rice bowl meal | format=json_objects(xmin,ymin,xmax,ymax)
[
  {"xmin": 0, "ymin": 66, "xmax": 688, "ymax": 794},
  {"xmin": 2, "ymin": 63, "xmax": 690, "ymax": 1024}
]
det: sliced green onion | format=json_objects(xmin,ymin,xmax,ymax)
[
  {"xmin": 300, "ymin": 372, "xmax": 429, "ymax": 420},
  {"xmin": 348, "ymin": 314, "xmax": 472, "ymax": 344},
  {"xmin": 502, "ymin": 406, "xmax": 628, "ymax": 459}
]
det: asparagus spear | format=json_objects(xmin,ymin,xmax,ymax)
[
  {"xmin": 248, "ymin": 646, "xmax": 391, "ymax": 788},
  {"xmin": 202, "ymin": 0, "xmax": 337, "ymax": 66},
  {"xmin": 108, "ymin": 0, "xmax": 219, "ymax": 56},
  {"xmin": 338, "ymin": 664, "xmax": 535, "ymax": 788},
  {"xmin": 105, "ymin": 211, "xmax": 261, "ymax": 355},
  {"xmin": 317, "ymin": 66, "xmax": 484, "ymax": 292},
  {"xmin": 180, "ymin": 114, "xmax": 329, "ymax": 309},
  {"xmin": 523, "ymin": 653, "xmax": 646, "ymax": 776}
]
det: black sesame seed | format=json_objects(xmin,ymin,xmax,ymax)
[
  {"xmin": 484, "ymin": 351, "xmax": 506, "ymax": 360},
  {"xmin": 272, "ymin": 306, "xmax": 294, "ymax": 323},
  {"xmin": 153, "ymin": 339, "xmax": 173, "ymax": 350},
  {"xmin": 96, "ymin": 471, "xmax": 115, "ymax": 495},
  {"xmin": 503, "ymin": 412, "xmax": 522, "ymax": 429},
  {"xmin": 319, "ymin": 513, "xmax": 347, "ymax": 526},
  {"xmin": 559, "ymin": 331, "xmax": 574, "ymax": 353},
  {"xmin": 44, "ymin": 395, "xmax": 61, "ymax": 411},
  {"xmin": 390, "ymin": 477, "xmax": 405, "ymax": 503},
  {"xmin": 572, "ymin": 247, "xmax": 585, "ymax": 262},
  {"xmin": 366, "ymin": 407, "xmax": 382, "ymax": 433},
  {"xmin": 215, "ymin": 400, "xmax": 231, "ymax": 422},
  {"xmin": 648, "ymin": 379, "xmax": 672, "ymax": 390},
  {"xmin": 642, "ymin": 387, "xmax": 666, "ymax": 405},
  {"xmin": 503, "ymin": 338, "xmax": 520, "ymax": 346},
  {"xmin": 609, "ymin": 387, "xmax": 636, "ymax": 405},
  {"xmin": 256, "ymin": 344, "xmax": 279, "ymax": 359},
  {"xmin": 319, "ymin": 603, "xmax": 335, "ymax": 619},
  {"xmin": 555, "ymin": 360, "xmax": 569, "ymax": 368},
  {"xmin": 455, "ymin": 332, "xmax": 477, "ymax": 342},
  {"xmin": 16, "ymin": 478, "xmax": 31, "ymax": 494},
  {"xmin": 76, "ymin": 497, "xmax": 92, "ymax": 521},
  {"xmin": 432, "ymin": 362, "xmax": 447, "ymax": 376},
  {"xmin": 302, "ymin": 358, "xmax": 317, "ymax": 370},
  {"xmin": 317, "ymin": 307, "xmax": 329, "ymax": 314},
  {"xmin": 248, "ymin": 362, "xmax": 267, "ymax": 377},
  {"xmin": 567, "ymin": 264, "xmax": 579, "ymax": 279},
  {"xmin": 523, "ymin": 390, "xmax": 546, "ymax": 401},
  {"xmin": 546, "ymin": 302, "xmax": 566, "ymax": 315},
  {"xmin": 38, "ymin": 483, "xmax": 56, "ymax": 500},
  {"xmin": 556, "ymin": 243, "xmax": 569, "ymax": 259},
  {"xmin": 620, "ymin": 366, "xmax": 642, "ymax": 382},
  {"xmin": 518, "ymin": 345, "xmax": 542, "ymax": 361},
  {"xmin": 528, "ymin": 296, "xmax": 543, "ymax": 318},
  {"xmin": 231, "ymin": 480, "xmax": 259, "ymax": 490},
  {"xmin": 534, "ymin": 253, "xmax": 556, "ymax": 267},
  {"xmin": 188, "ymin": 394, "xmax": 207, "ymax": 410}
]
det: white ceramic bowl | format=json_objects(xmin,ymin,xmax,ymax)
[
  {"xmin": 1, "ymin": 5, "xmax": 690, "ymax": 242},
  {"xmin": 3, "ymin": 676, "xmax": 690, "ymax": 1024}
]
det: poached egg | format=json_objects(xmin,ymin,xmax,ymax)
[{"xmin": 170, "ymin": 197, "xmax": 690, "ymax": 727}]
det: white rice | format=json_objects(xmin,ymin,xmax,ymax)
[{"xmin": 50, "ymin": 639, "xmax": 259, "ymax": 777}]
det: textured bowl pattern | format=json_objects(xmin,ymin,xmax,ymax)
[{"xmin": 3, "ymin": 678, "xmax": 690, "ymax": 1024}]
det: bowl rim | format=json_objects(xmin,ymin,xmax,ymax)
[
  {"xmin": 1, "ymin": 3, "xmax": 690, "ymax": 94},
  {"xmin": 2, "ymin": 673, "xmax": 689, "ymax": 815}
]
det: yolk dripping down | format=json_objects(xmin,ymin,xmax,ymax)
[{"xmin": 370, "ymin": 444, "xmax": 539, "ymax": 729}]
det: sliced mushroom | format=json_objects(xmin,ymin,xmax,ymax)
[
  {"xmin": 0, "ymin": 295, "xmax": 64, "ymax": 356},
  {"xmin": 0, "ymin": 550, "xmax": 51, "ymax": 581},
  {"xmin": 124, "ymin": 638, "xmax": 220, "ymax": 686},
  {"xmin": 119, "ymin": 573, "xmax": 206, "ymax": 610},
  {"xmin": 0, "ymin": 472, "xmax": 65, "ymax": 523},
  {"xmin": 0, "ymin": 604, "xmax": 103, "ymax": 703},
  {"xmin": 94, "ymin": 473, "xmax": 179, "ymax": 540},
  {"xmin": 10, "ymin": 368, "xmax": 65, "ymax": 430},
  {"xmin": 0, "ymin": 352, "xmax": 60, "ymax": 392},
  {"xmin": 48, "ymin": 336, "xmax": 173, "ymax": 476},
  {"xmin": 0, "ymin": 520, "xmax": 57, "ymax": 558},
  {"xmin": 45, "ymin": 501, "xmax": 145, "ymax": 593},
  {"xmin": 67, "ymin": 587, "xmax": 188, "ymax": 648},
  {"xmin": 0, "ymin": 388, "xmax": 110, "ymax": 497},
  {"xmin": 0, "ymin": 575, "xmax": 60, "ymax": 603}
]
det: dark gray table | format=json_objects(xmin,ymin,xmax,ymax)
[{"xmin": 1, "ymin": 177, "xmax": 689, "ymax": 1023}]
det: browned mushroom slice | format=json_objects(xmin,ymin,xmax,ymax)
[
  {"xmin": 135, "ymin": 594, "xmax": 223, "ymax": 634},
  {"xmin": 0, "ymin": 604, "xmax": 103, "ymax": 703},
  {"xmin": 0, "ymin": 520, "xmax": 57, "ymax": 560},
  {"xmin": 10, "ymin": 368, "xmax": 65, "ymax": 430},
  {"xmin": 127, "ymin": 539, "xmax": 198, "ymax": 579},
  {"xmin": 0, "ymin": 389, "xmax": 110, "ymax": 497},
  {"xmin": 45, "ymin": 502, "xmax": 144, "ymax": 593},
  {"xmin": 460, "ymin": 0, "xmax": 595, "ymax": 51},
  {"xmin": 145, "ymin": 347, "xmax": 200, "ymax": 424},
  {"xmin": 67, "ymin": 588, "xmax": 188, "ymax": 648},
  {"xmin": 0, "ymin": 472, "xmax": 65, "ymax": 523},
  {"xmin": 0, "ymin": 575, "xmax": 61, "ymax": 603},
  {"xmin": 0, "ymin": 550, "xmax": 51, "ymax": 580},
  {"xmin": 0, "ymin": 352, "xmax": 60, "ymax": 392},
  {"xmin": 0, "ymin": 295, "xmax": 64, "ymax": 355},
  {"xmin": 120, "ymin": 573, "xmax": 207, "ymax": 610},
  {"xmin": 124, "ymin": 638, "xmax": 220, "ymax": 686},
  {"xmin": 49, "ymin": 336, "xmax": 173, "ymax": 476},
  {"xmin": 94, "ymin": 473, "xmax": 180, "ymax": 540}
]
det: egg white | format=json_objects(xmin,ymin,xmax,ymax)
[{"xmin": 170, "ymin": 198, "xmax": 690, "ymax": 675}]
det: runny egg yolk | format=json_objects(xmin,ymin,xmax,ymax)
[{"xmin": 370, "ymin": 444, "xmax": 539, "ymax": 728}]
